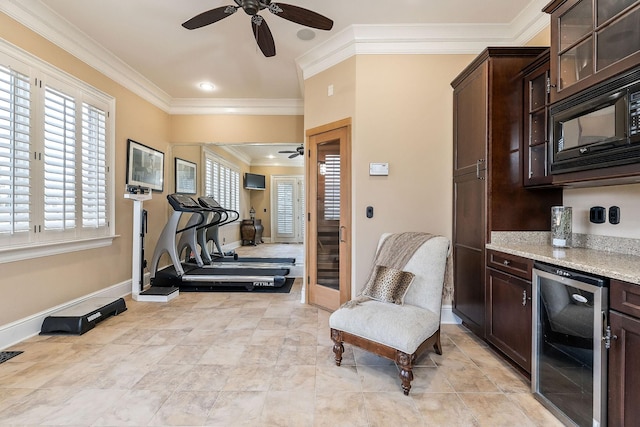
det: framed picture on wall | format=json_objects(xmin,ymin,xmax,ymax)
[
  {"xmin": 126, "ymin": 139, "xmax": 164, "ymax": 192},
  {"xmin": 175, "ymin": 157, "xmax": 197, "ymax": 194}
]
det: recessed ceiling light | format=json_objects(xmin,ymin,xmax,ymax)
[
  {"xmin": 297, "ymin": 28, "xmax": 315, "ymax": 41},
  {"xmin": 198, "ymin": 82, "xmax": 215, "ymax": 91}
]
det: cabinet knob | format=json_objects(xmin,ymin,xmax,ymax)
[{"xmin": 503, "ymin": 260, "xmax": 510, "ymax": 266}]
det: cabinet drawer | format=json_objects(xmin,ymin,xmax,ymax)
[
  {"xmin": 487, "ymin": 250, "xmax": 533, "ymax": 280},
  {"xmin": 611, "ymin": 279, "xmax": 640, "ymax": 318}
]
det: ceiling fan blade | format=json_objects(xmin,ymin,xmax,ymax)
[
  {"xmin": 268, "ymin": 3, "xmax": 333, "ymax": 31},
  {"xmin": 182, "ymin": 6, "xmax": 238, "ymax": 30},
  {"xmin": 278, "ymin": 150, "xmax": 296, "ymax": 154},
  {"xmin": 251, "ymin": 15, "xmax": 276, "ymax": 57},
  {"xmin": 288, "ymin": 153, "xmax": 299, "ymax": 159}
]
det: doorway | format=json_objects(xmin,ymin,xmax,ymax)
[
  {"xmin": 307, "ymin": 119, "xmax": 352, "ymax": 311},
  {"xmin": 271, "ymin": 175, "xmax": 304, "ymax": 243}
]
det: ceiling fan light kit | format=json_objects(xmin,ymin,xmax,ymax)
[{"xmin": 182, "ymin": 1, "xmax": 333, "ymax": 57}]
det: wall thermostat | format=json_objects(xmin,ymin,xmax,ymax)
[{"xmin": 369, "ymin": 162, "xmax": 389, "ymax": 176}]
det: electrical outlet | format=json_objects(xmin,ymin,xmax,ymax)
[
  {"xmin": 589, "ymin": 206, "xmax": 606, "ymax": 224},
  {"xmin": 609, "ymin": 206, "xmax": 620, "ymax": 224}
]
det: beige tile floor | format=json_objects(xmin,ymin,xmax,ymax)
[{"xmin": 0, "ymin": 244, "xmax": 564, "ymax": 426}]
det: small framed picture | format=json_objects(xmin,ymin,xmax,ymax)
[
  {"xmin": 126, "ymin": 139, "xmax": 164, "ymax": 192},
  {"xmin": 175, "ymin": 157, "xmax": 197, "ymax": 194}
]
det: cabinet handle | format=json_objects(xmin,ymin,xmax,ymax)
[
  {"xmin": 522, "ymin": 290, "xmax": 527, "ymax": 306},
  {"xmin": 503, "ymin": 260, "xmax": 510, "ymax": 266}
]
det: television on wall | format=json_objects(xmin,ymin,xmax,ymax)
[{"xmin": 244, "ymin": 172, "xmax": 266, "ymax": 190}]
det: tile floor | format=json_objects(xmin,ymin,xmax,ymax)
[{"xmin": 0, "ymin": 244, "xmax": 564, "ymax": 426}]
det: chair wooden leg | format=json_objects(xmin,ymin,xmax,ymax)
[
  {"xmin": 330, "ymin": 329, "xmax": 344, "ymax": 366},
  {"xmin": 396, "ymin": 351, "xmax": 416, "ymax": 395},
  {"xmin": 433, "ymin": 329, "xmax": 443, "ymax": 355}
]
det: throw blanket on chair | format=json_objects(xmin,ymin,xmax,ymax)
[{"xmin": 343, "ymin": 232, "xmax": 446, "ymax": 308}]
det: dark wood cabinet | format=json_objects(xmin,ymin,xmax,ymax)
[
  {"xmin": 240, "ymin": 219, "xmax": 263, "ymax": 245},
  {"xmin": 521, "ymin": 50, "xmax": 555, "ymax": 187},
  {"xmin": 486, "ymin": 250, "xmax": 533, "ymax": 373},
  {"xmin": 608, "ymin": 278, "xmax": 640, "ymax": 426},
  {"xmin": 544, "ymin": 0, "xmax": 640, "ymax": 103},
  {"xmin": 451, "ymin": 47, "xmax": 563, "ymax": 337}
]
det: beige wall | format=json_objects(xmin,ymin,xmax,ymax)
[
  {"xmin": 305, "ymin": 54, "xmax": 475, "ymax": 294},
  {"xmin": 0, "ymin": 13, "xmax": 171, "ymax": 325}
]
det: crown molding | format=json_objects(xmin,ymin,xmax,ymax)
[
  {"xmin": 0, "ymin": 0, "xmax": 173, "ymax": 112},
  {"xmin": 219, "ymin": 146, "xmax": 252, "ymax": 165},
  {"xmin": 170, "ymin": 98, "xmax": 304, "ymax": 115},
  {"xmin": 296, "ymin": 0, "xmax": 551, "ymax": 81}
]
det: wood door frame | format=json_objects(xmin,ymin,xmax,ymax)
[{"xmin": 306, "ymin": 118, "xmax": 352, "ymax": 310}]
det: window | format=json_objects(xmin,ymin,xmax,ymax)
[
  {"xmin": 204, "ymin": 150, "xmax": 240, "ymax": 213},
  {"xmin": 0, "ymin": 44, "xmax": 114, "ymax": 262}
]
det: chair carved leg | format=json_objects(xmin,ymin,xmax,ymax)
[
  {"xmin": 330, "ymin": 329, "xmax": 344, "ymax": 366},
  {"xmin": 396, "ymin": 351, "xmax": 416, "ymax": 395},
  {"xmin": 433, "ymin": 329, "xmax": 443, "ymax": 355}
]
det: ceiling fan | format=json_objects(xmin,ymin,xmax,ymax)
[
  {"xmin": 278, "ymin": 145, "xmax": 304, "ymax": 158},
  {"xmin": 182, "ymin": 1, "xmax": 334, "ymax": 57}
]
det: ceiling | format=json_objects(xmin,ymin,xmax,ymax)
[{"xmin": 1, "ymin": 0, "xmax": 550, "ymax": 165}]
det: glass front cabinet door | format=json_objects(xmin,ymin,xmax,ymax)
[{"xmin": 545, "ymin": 0, "xmax": 640, "ymax": 102}]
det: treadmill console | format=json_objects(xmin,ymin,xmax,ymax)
[
  {"xmin": 168, "ymin": 194, "xmax": 201, "ymax": 211},
  {"xmin": 198, "ymin": 196, "xmax": 221, "ymax": 209}
]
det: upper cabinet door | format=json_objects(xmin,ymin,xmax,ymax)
[{"xmin": 545, "ymin": 0, "xmax": 640, "ymax": 103}]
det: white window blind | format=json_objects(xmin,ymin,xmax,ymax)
[
  {"xmin": 204, "ymin": 151, "xmax": 239, "ymax": 213},
  {"xmin": 276, "ymin": 180, "xmax": 294, "ymax": 235},
  {"xmin": 81, "ymin": 103, "xmax": 107, "ymax": 229},
  {"xmin": 324, "ymin": 154, "xmax": 341, "ymax": 220},
  {"xmin": 0, "ymin": 64, "xmax": 31, "ymax": 237},
  {"xmin": 0, "ymin": 44, "xmax": 114, "ymax": 259},
  {"xmin": 43, "ymin": 86, "xmax": 76, "ymax": 232}
]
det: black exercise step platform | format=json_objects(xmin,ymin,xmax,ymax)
[{"xmin": 40, "ymin": 297, "xmax": 127, "ymax": 335}]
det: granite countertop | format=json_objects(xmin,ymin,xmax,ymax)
[{"xmin": 487, "ymin": 232, "xmax": 640, "ymax": 285}]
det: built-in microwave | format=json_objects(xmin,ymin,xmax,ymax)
[{"xmin": 550, "ymin": 67, "xmax": 640, "ymax": 174}]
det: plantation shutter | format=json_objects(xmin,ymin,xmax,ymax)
[
  {"xmin": 276, "ymin": 179, "xmax": 294, "ymax": 237},
  {"xmin": 0, "ymin": 64, "xmax": 31, "ymax": 237},
  {"xmin": 204, "ymin": 151, "xmax": 239, "ymax": 212},
  {"xmin": 43, "ymin": 86, "xmax": 76, "ymax": 232},
  {"xmin": 81, "ymin": 102, "xmax": 107, "ymax": 229},
  {"xmin": 324, "ymin": 154, "xmax": 340, "ymax": 220}
]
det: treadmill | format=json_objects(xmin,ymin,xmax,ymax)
[
  {"xmin": 149, "ymin": 194, "xmax": 288, "ymax": 290},
  {"xmin": 197, "ymin": 196, "xmax": 296, "ymax": 268}
]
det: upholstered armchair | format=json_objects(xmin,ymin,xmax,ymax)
[{"xmin": 329, "ymin": 232, "xmax": 450, "ymax": 395}]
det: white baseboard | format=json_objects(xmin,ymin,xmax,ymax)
[
  {"xmin": 0, "ymin": 279, "xmax": 131, "ymax": 350},
  {"xmin": 441, "ymin": 304, "xmax": 462, "ymax": 324}
]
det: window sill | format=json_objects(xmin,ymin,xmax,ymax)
[{"xmin": 0, "ymin": 235, "xmax": 119, "ymax": 265}]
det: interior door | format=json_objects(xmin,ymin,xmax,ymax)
[
  {"xmin": 272, "ymin": 175, "xmax": 304, "ymax": 243},
  {"xmin": 307, "ymin": 119, "xmax": 351, "ymax": 311}
]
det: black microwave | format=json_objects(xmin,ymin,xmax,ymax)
[{"xmin": 550, "ymin": 68, "xmax": 640, "ymax": 174}]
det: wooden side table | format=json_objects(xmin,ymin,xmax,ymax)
[{"xmin": 241, "ymin": 219, "xmax": 263, "ymax": 245}]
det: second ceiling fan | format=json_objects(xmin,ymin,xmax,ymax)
[
  {"xmin": 182, "ymin": 0, "xmax": 334, "ymax": 57},
  {"xmin": 279, "ymin": 145, "xmax": 304, "ymax": 158}
]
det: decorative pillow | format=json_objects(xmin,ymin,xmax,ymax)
[{"xmin": 362, "ymin": 265, "xmax": 415, "ymax": 305}]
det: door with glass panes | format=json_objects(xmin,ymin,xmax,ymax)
[{"xmin": 271, "ymin": 175, "xmax": 304, "ymax": 243}]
